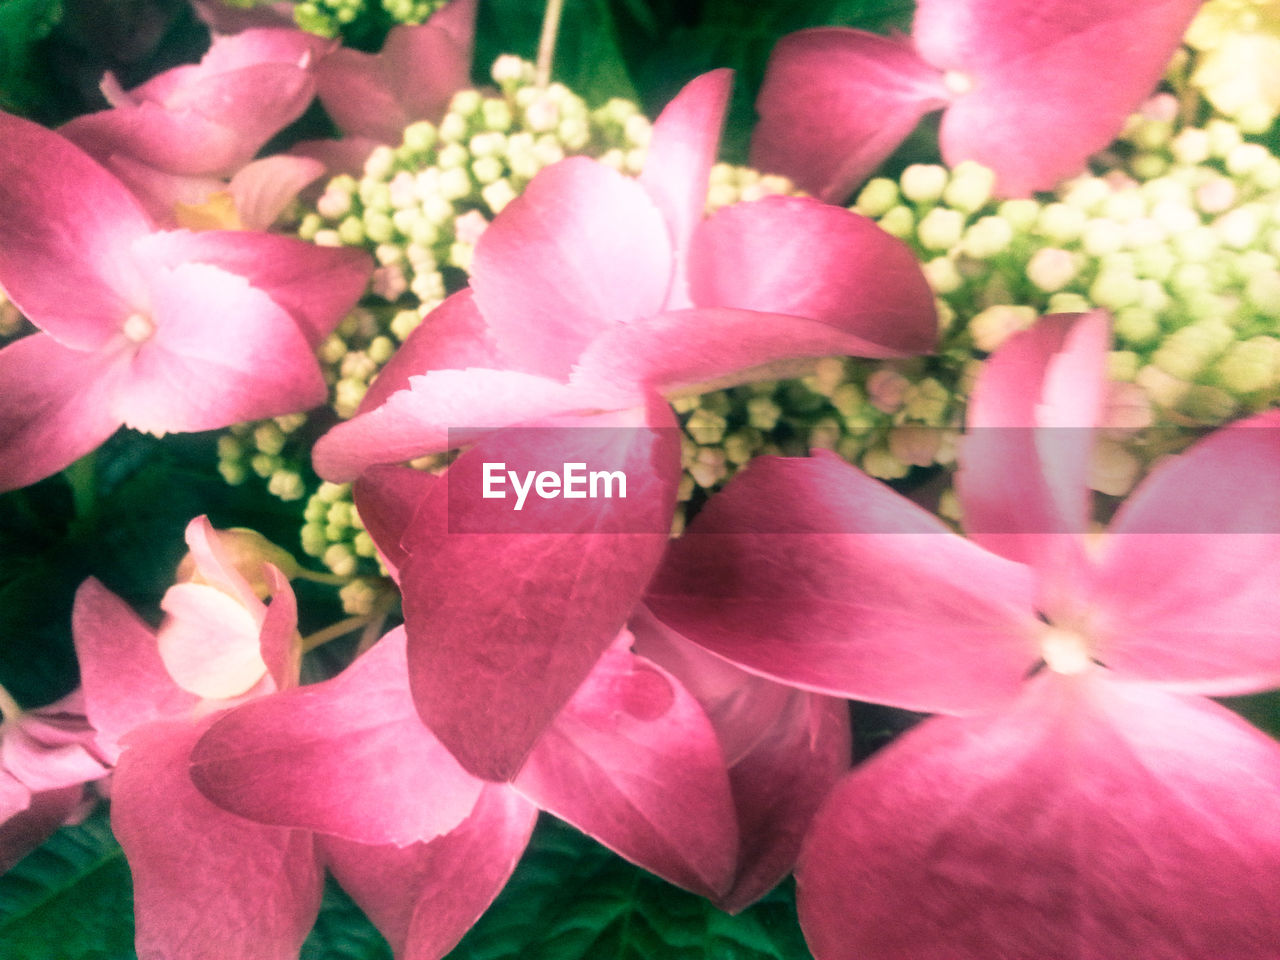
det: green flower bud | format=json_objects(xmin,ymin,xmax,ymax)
[
  {"xmin": 900, "ymin": 164, "xmax": 949, "ymax": 204},
  {"xmin": 917, "ymin": 207, "xmax": 966, "ymax": 251},
  {"xmin": 855, "ymin": 178, "xmax": 899, "ymax": 218}
]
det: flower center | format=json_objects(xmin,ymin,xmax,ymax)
[
  {"xmin": 943, "ymin": 70, "xmax": 974, "ymax": 96},
  {"xmin": 122, "ymin": 312, "xmax": 155, "ymax": 344},
  {"xmin": 1039, "ymin": 625, "xmax": 1092, "ymax": 675}
]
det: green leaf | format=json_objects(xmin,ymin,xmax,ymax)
[
  {"xmin": 448, "ymin": 816, "xmax": 813, "ymax": 960},
  {"xmin": 0, "ymin": 0, "xmax": 63, "ymax": 117},
  {"xmin": 0, "ymin": 809, "xmax": 135, "ymax": 960},
  {"xmin": 301, "ymin": 877, "xmax": 394, "ymax": 960}
]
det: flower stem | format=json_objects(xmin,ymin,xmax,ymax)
[
  {"xmin": 535, "ymin": 0, "xmax": 566, "ymax": 89},
  {"xmin": 300, "ymin": 615, "xmax": 376, "ymax": 653},
  {"xmin": 0, "ymin": 680, "xmax": 23, "ymax": 723}
]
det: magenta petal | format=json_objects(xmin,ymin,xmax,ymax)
[
  {"xmin": 920, "ymin": 0, "xmax": 1203, "ymax": 195},
  {"xmin": 134, "ymin": 229, "xmax": 372, "ymax": 348},
  {"xmin": 114, "ymin": 720, "xmax": 322, "ymax": 960},
  {"xmin": 646, "ymin": 453, "xmax": 1038, "ymax": 714},
  {"xmin": 312, "ymin": 368, "xmax": 589, "ymax": 482},
  {"xmin": 72, "ymin": 578, "xmax": 198, "ymax": 756},
  {"xmin": 320, "ymin": 784, "xmax": 535, "ymax": 960},
  {"xmin": 515, "ymin": 644, "xmax": 738, "ymax": 900},
  {"xmin": 1087, "ymin": 410, "xmax": 1280, "ymax": 694},
  {"xmin": 359, "ymin": 291, "xmax": 499, "ymax": 414},
  {"xmin": 115, "ymin": 262, "xmax": 326, "ymax": 434},
  {"xmin": 796, "ymin": 672, "xmax": 1280, "ymax": 960},
  {"xmin": 190, "ymin": 628, "xmax": 485, "ymax": 845},
  {"xmin": 402, "ymin": 411, "xmax": 681, "ymax": 780},
  {"xmin": 751, "ymin": 28, "xmax": 949, "ymax": 203},
  {"xmin": 353, "ymin": 466, "xmax": 441, "ymax": 581},
  {"xmin": 0, "ymin": 111, "xmax": 151, "ymax": 350},
  {"xmin": 688, "ymin": 196, "xmax": 937, "ymax": 356},
  {"xmin": 0, "ymin": 334, "xmax": 124, "ymax": 493},
  {"xmin": 638, "ymin": 69, "xmax": 732, "ymax": 308},
  {"xmin": 470, "ymin": 157, "xmax": 673, "ymax": 379},
  {"xmin": 0, "ymin": 783, "xmax": 85, "ymax": 874}
]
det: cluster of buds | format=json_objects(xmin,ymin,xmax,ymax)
[
  {"xmin": 1181, "ymin": 0, "xmax": 1280, "ymax": 133},
  {"xmin": 292, "ymin": 0, "xmax": 450, "ymax": 38}
]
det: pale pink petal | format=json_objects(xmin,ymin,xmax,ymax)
[
  {"xmin": 0, "ymin": 783, "xmax": 84, "ymax": 874},
  {"xmin": 0, "ymin": 334, "xmax": 124, "ymax": 493},
  {"xmin": 312, "ymin": 368, "xmax": 592, "ymax": 483},
  {"xmin": 1086, "ymin": 410, "xmax": 1280, "ymax": 694},
  {"xmin": 469, "ymin": 157, "xmax": 673, "ymax": 379},
  {"xmin": 320, "ymin": 784, "xmax": 536, "ymax": 960},
  {"xmin": 401, "ymin": 408, "xmax": 681, "ymax": 780},
  {"xmin": 918, "ymin": 0, "xmax": 1203, "ymax": 195},
  {"xmin": 190, "ymin": 628, "xmax": 485, "ymax": 845},
  {"xmin": 229, "ymin": 154, "xmax": 326, "ymax": 231},
  {"xmin": 638, "ymin": 69, "xmax": 732, "ymax": 309},
  {"xmin": 113, "ymin": 720, "xmax": 323, "ymax": 960},
  {"xmin": 72, "ymin": 578, "xmax": 199, "ymax": 755},
  {"xmin": 0, "ymin": 111, "xmax": 151, "ymax": 349},
  {"xmin": 751, "ymin": 29, "xmax": 950, "ymax": 203},
  {"xmin": 182, "ymin": 515, "xmax": 262, "ymax": 611},
  {"xmin": 157, "ymin": 584, "xmax": 265, "ymax": 700},
  {"xmin": 133, "ymin": 229, "xmax": 372, "ymax": 348},
  {"xmin": 957, "ymin": 311, "xmax": 1109, "ymax": 608},
  {"xmin": 515, "ymin": 644, "xmax": 738, "ymax": 900},
  {"xmin": 688, "ymin": 196, "xmax": 937, "ymax": 356},
  {"xmin": 352, "ymin": 466, "xmax": 441, "ymax": 581},
  {"xmin": 113, "ymin": 262, "xmax": 327, "ymax": 434},
  {"xmin": 646, "ymin": 452, "xmax": 1039, "ymax": 714},
  {"xmin": 796, "ymin": 671, "xmax": 1280, "ymax": 960},
  {"xmin": 185, "ymin": 27, "xmax": 327, "ymax": 77},
  {"xmin": 359, "ymin": 291, "xmax": 500, "ymax": 415},
  {"xmin": 1, "ymin": 703, "xmax": 109, "ymax": 794}
]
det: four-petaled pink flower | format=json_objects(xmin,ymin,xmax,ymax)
[
  {"xmin": 752, "ymin": 0, "xmax": 1204, "ymax": 200},
  {"xmin": 0, "ymin": 110, "xmax": 371, "ymax": 493},
  {"xmin": 648, "ymin": 310, "xmax": 1280, "ymax": 958}
]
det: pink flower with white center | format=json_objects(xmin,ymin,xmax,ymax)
[
  {"xmin": 752, "ymin": 0, "xmax": 1204, "ymax": 201},
  {"xmin": 647, "ymin": 310, "xmax": 1280, "ymax": 957},
  {"xmin": 0, "ymin": 111, "xmax": 371, "ymax": 494}
]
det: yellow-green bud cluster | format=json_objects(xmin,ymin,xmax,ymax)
[
  {"xmin": 300, "ymin": 481, "xmax": 382, "ymax": 577},
  {"xmin": 216, "ymin": 413, "xmax": 311, "ymax": 499},
  {"xmin": 293, "ymin": 0, "xmax": 448, "ymax": 38},
  {"xmin": 1182, "ymin": 0, "xmax": 1280, "ymax": 134}
]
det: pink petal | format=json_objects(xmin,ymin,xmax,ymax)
[
  {"xmin": 289, "ymin": 135, "xmax": 384, "ymax": 178},
  {"xmin": 358, "ymin": 291, "xmax": 500, "ymax": 415},
  {"xmin": 1087, "ymin": 410, "xmax": 1280, "ymax": 694},
  {"xmin": 957, "ymin": 311, "xmax": 1109, "ymax": 607},
  {"xmin": 114, "ymin": 262, "xmax": 327, "ymax": 434},
  {"xmin": 157, "ymin": 584, "xmax": 265, "ymax": 699},
  {"xmin": 181, "ymin": 514, "xmax": 262, "ymax": 611},
  {"xmin": 918, "ymin": 0, "xmax": 1204, "ymax": 195},
  {"xmin": 320, "ymin": 784, "xmax": 536, "ymax": 960},
  {"xmin": 796, "ymin": 671, "xmax": 1280, "ymax": 960},
  {"xmin": 751, "ymin": 28, "xmax": 950, "ymax": 203},
  {"xmin": 515, "ymin": 644, "xmax": 738, "ymax": 900},
  {"xmin": 638, "ymin": 69, "xmax": 732, "ymax": 308},
  {"xmin": 191, "ymin": 0, "xmax": 296, "ymax": 33},
  {"xmin": 133, "ymin": 229, "xmax": 372, "ymax": 348},
  {"xmin": 646, "ymin": 452, "xmax": 1039, "ymax": 715},
  {"xmin": 0, "ymin": 111, "xmax": 151, "ymax": 350},
  {"xmin": 1, "ymin": 703, "xmax": 108, "ymax": 794},
  {"xmin": 311, "ymin": 368, "xmax": 592, "ymax": 483},
  {"xmin": 72, "ymin": 578, "xmax": 199, "ymax": 755},
  {"xmin": 0, "ymin": 783, "xmax": 85, "ymax": 874},
  {"xmin": 352, "ymin": 466, "xmax": 441, "ymax": 581},
  {"xmin": 228, "ymin": 154, "xmax": 326, "ymax": 231},
  {"xmin": 259, "ymin": 565, "xmax": 301, "ymax": 692},
  {"xmin": 469, "ymin": 157, "xmax": 673, "ymax": 379},
  {"xmin": 688, "ymin": 196, "xmax": 938, "ymax": 357},
  {"xmin": 190, "ymin": 627, "xmax": 485, "ymax": 846},
  {"xmin": 0, "ymin": 334, "xmax": 124, "ymax": 493},
  {"xmin": 113, "ymin": 720, "xmax": 323, "ymax": 960},
  {"xmin": 401, "ymin": 408, "xmax": 681, "ymax": 780},
  {"xmin": 95, "ymin": 152, "xmax": 229, "ymax": 226}
]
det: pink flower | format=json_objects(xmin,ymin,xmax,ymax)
[
  {"xmin": 0, "ymin": 111, "xmax": 371, "ymax": 493},
  {"xmin": 647, "ymin": 311, "xmax": 1280, "ymax": 956},
  {"xmin": 752, "ymin": 0, "xmax": 1203, "ymax": 200}
]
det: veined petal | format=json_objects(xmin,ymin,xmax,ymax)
[
  {"xmin": 917, "ymin": 0, "xmax": 1203, "ymax": 195},
  {"xmin": 0, "ymin": 111, "xmax": 151, "ymax": 350},
  {"xmin": 133, "ymin": 229, "xmax": 372, "ymax": 348},
  {"xmin": 114, "ymin": 262, "xmax": 326, "ymax": 434},
  {"xmin": 515, "ymin": 644, "xmax": 738, "ymax": 900},
  {"xmin": 401, "ymin": 406, "xmax": 681, "ymax": 780},
  {"xmin": 0, "ymin": 334, "xmax": 124, "ymax": 493},
  {"xmin": 114, "ymin": 720, "xmax": 323, "ymax": 960},
  {"xmin": 646, "ymin": 452, "xmax": 1038, "ymax": 715},
  {"xmin": 228, "ymin": 154, "xmax": 326, "ymax": 231},
  {"xmin": 796, "ymin": 672, "xmax": 1280, "ymax": 960},
  {"xmin": 752, "ymin": 28, "xmax": 950, "ymax": 203},
  {"xmin": 353, "ymin": 466, "xmax": 441, "ymax": 581},
  {"xmin": 0, "ymin": 783, "xmax": 84, "ymax": 875},
  {"xmin": 469, "ymin": 157, "xmax": 673, "ymax": 379},
  {"xmin": 320, "ymin": 783, "xmax": 535, "ymax": 960},
  {"xmin": 190, "ymin": 628, "xmax": 485, "ymax": 846},
  {"xmin": 688, "ymin": 196, "xmax": 937, "ymax": 357},
  {"xmin": 1087, "ymin": 410, "xmax": 1280, "ymax": 695}
]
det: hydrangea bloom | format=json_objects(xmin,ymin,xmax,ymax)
[
  {"xmin": 752, "ymin": 0, "xmax": 1204, "ymax": 200},
  {"xmin": 647, "ymin": 311, "xmax": 1280, "ymax": 956},
  {"xmin": 0, "ymin": 111, "xmax": 371, "ymax": 493}
]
